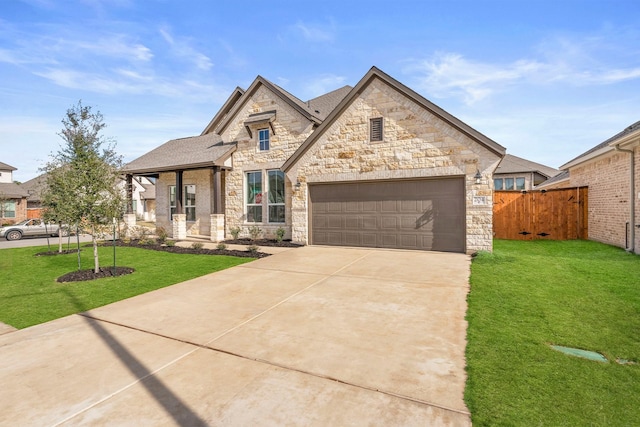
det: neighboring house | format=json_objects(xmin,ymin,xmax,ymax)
[
  {"xmin": 0, "ymin": 162, "xmax": 28, "ymax": 224},
  {"xmin": 21, "ymin": 174, "xmax": 47, "ymax": 218},
  {"xmin": 124, "ymin": 67, "xmax": 506, "ymax": 253},
  {"xmin": 22, "ymin": 173, "xmax": 157, "ymax": 222},
  {"xmin": 551, "ymin": 120, "xmax": 640, "ymax": 253},
  {"xmin": 493, "ymin": 154, "xmax": 559, "ymax": 191}
]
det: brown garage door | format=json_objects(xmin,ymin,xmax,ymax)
[{"xmin": 309, "ymin": 178, "xmax": 465, "ymax": 252}]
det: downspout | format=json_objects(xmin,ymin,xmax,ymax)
[{"xmin": 614, "ymin": 145, "xmax": 635, "ymax": 253}]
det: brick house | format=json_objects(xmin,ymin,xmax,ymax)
[
  {"xmin": 493, "ymin": 154, "xmax": 559, "ymax": 191},
  {"xmin": 124, "ymin": 67, "xmax": 506, "ymax": 253},
  {"xmin": 547, "ymin": 121, "xmax": 640, "ymax": 253},
  {"xmin": 0, "ymin": 162, "xmax": 28, "ymax": 224}
]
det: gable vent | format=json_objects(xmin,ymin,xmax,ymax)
[{"xmin": 370, "ymin": 117, "xmax": 383, "ymax": 142}]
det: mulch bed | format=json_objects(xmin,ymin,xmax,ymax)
[
  {"xmin": 103, "ymin": 240, "xmax": 273, "ymax": 258},
  {"xmin": 223, "ymin": 238, "xmax": 303, "ymax": 248},
  {"xmin": 57, "ymin": 267, "xmax": 135, "ymax": 283}
]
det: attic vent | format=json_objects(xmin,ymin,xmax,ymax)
[{"xmin": 370, "ymin": 117, "xmax": 383, "ymax": 142}]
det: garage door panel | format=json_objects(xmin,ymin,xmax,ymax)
[
  {"xmin": 381, "ymin": 216, "xmax": 398, "ymax": 229},
  {"xmin": 362, "ymin": 216, "xmax": 377, "ymax": 230},
  {"xmin": 310, "ymin": 178, "xmax": 465, "ymax": 252}
]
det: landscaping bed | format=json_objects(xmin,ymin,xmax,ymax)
[
  {"xmin": 57, "ymin": 267, "xmax": 135, "ymax": 283},
  {"xmin": 104, "ymin": 240, "xmax": 272, "ymax": 258}
]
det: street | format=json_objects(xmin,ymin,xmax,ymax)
[{"xmin": 0, "ymin": 234, "xmax": 94, "ymax": 250}]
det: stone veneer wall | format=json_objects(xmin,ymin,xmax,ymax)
[
  {"xmin": 569, "ymin": 149, "xmax": 639, "ymax": 251},
  {"xmin": 286, "ymin": 78, "xmax": 501, "ymax": 253},
  {"xmin": 220, "ymin": 85, "xmax": 314, "ymax": 240},
  {"xmin": 156, "ymin": 169, "xmax": 215, "ymax": 238}
]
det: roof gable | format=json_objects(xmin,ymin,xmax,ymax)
[
  {"xmin": 201, "ymin": 87, "xmax": 245, "ymax": 135},
  {"xmin": 215, "ymin": 76, "xmax": 324, "ymax": 136},
  {"xmin": 283, "ymin": 66, "xmax": 505, "ymax": 172},
  {"xmin": 495, "ymin": 154, "xmax": 559, "ymax": 178}
]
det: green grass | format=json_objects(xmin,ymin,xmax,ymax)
[
  {"xmin": 466, "ymin": 239, "xmax": 640, "ymax": 426},
  {"xmin": 0, "ymin": 244, "xmax": 252, "ymax": 329}
]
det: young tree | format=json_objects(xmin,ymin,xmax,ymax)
[{"xmin": 41, "ymin": 101, "xmax": 125, "ymax": 273}]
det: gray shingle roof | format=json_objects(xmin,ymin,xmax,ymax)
[
  {"xmin": 307, "ymin": 85, "xmax": 353, "ymax": 120},
  {"xmin": 140, "ymin": 183, "xmax": 156, "ymax": 199},
  {"xmin": 494, "ymin": 154, "xmax": 559, "ymax": 178},
  {"xmin": 0, "ymin": 182, "xmax": 28, "ymax": 198},
  {"xmin": 21, "ymin": 174, "xmax": 48, "ymax": 201},
  {"xmin": 563, "ymin": 120, "xmax": 640, "ymax": 167},
  {"xmin": 124, "ymin": 133, "xmax": 236, "ymax": 174},
  {"xmin": 0, "ymin": 162, "xmax": 16, "ymax": 171},
  {"xmin": 535, "ymin": 170, "xmax": 569, "ymax": 189}
]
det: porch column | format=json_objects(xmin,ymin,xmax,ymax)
[
  {"xmin": 210, "ymin": 166, "xmax": 225, "ymax": 242},
  {"xmin": 125, "ymin": 174, "xmax": 133, "ymax": 214},
  {"xmin": 175, "ymin": 171, "xmax": 183, "ymax": 214},
  {"xmin": 172, "ymin": 171, "xmax": 186, "ymax": 239}
]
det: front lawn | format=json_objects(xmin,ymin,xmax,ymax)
[
  {"xmin": 466, "ymin": 240, "xmax": 640, "ymax": 426},
  {"xmin": 0, "ymin": 244, "xmax": 252, "ymax": 329}
]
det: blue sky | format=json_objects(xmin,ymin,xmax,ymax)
[{"xmin": 1, "ymin": 0, "xmax": 639, "ymax": 181}]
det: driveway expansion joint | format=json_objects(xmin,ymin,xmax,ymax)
[{"xmin": 78, "ymin": 306, "xmax": 470, "ymax": 418}]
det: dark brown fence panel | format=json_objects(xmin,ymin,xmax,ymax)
[{"xmin": 493, "ymin": 187, "xmax": 588, "ymax": 240}]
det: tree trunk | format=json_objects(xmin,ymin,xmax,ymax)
[
  {"xmin": 58, "ymin": 222, "xmax": 63, "ymax": 253},
  {"xmin": 92, "ymin": 230, "xmax": 100, "ymax": 274}
]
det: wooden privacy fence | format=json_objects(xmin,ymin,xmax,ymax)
[{"xmin": 493, "ymin": 187, "xmax": 588, "ymax": 240}]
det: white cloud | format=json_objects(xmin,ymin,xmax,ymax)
[
  {"xmin": 292, "ymin": 20, "xmax": 336, "ymax": 43},
  {"xmin": 407, "ymin": 46, "xmax": 640, "ymax": 106},
  {"xmin": 158, "ymin": 26, "xmax": 213, "ymax": 71},
  {"xmin": 34, "ymin": 67, "xmax": 225, "ymax": 101}
]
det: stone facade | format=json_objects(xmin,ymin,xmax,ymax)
[
  {"xmin": 286, "ymin": 79, "xmax": 500, "ymax": 253},
  {"xmin": 569, "ymin": 147, "xmax": 640, "ymax": 253},
  {"xmin": 156, "ymin": 169, "xmax": 216, "ymax": 238},
  {"xmin": 220, "ymin": 85, "xmax": 314, "ymax": 240}
]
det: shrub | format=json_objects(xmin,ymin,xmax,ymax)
[
  {"xmin": 138, "ymin": 237, "xmax": 154, "ymax": 246},
  {"xmin": 275, "ymin": 227, "xmax": 286, "ymax": 243},
  {"xmin": 247, "ymin": 244, "xmax": 259, "ymax": 253},
  {"xmin": 155, "ymin": 226, "xmax": 168, "ymax": 243},
  {"xmin": 230, "ymin": 226, "xmax": 241, "ymax": 240},
  {"xmin": 216, "ymin": 242, "xmax": 227, "ymax": 250},
  {"xmin": 165, "ymin": 240, "xmax": 176, "ymax": 247},
  {"xmin": 248, "ymin": 225, "xmax": 262, "ymax": 240},
  {"xmin": 191, "ymin": 242, "xmax": 204, "ymax": 250}
]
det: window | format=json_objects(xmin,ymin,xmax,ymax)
[
  {"xmin": 370, "ymin": 117, "xmax": 383, "ymax": 142},
  {"xmin": 258, "ymin": 128, "xmax": 270, "ymax": 151},
  {"xmin": 169, "ymin": 185, "xmax": 196, "ymax": 220},
  {"xmin": 132, "ymin": 200, "xmax": 137, "ymax": 214},
  {"xmin": 169, "ymin": 186, "xmax": 177, "ymax": 218},
  {"xmin": 268, "ymin": 170, "xmax": 285, "ymax": 223},
  {"xmin": 516, "ymin": 177, "xmax": 525, "ymax": 190},
  {"xmin": 246, "ymin": 171, "xmax": 263, "ymax": 222},
  {"xmin": 1, "ymin": 201, "xmax": 15, "ymax": 218},
  {"xmin": 185, "ymin": 185, "xmax": 196, "ymax": 221},
  {"xmin": 505, "ymin": 178, "xmax": 514, "ymax": 190},
  {"xmin": 494, "ymin": 178, "xmax": 504, "ymax": 190}
]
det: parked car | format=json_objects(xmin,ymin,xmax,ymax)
[{"xmin": 0, "ymin": 219, "xmax": 70, "ymax": 241}]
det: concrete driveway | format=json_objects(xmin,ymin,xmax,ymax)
[{"xmin": 0, "ymin": 246, "xmax": 471, "ymax": 426}]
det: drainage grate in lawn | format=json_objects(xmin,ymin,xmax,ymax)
[{"xmin": 550, "ymin": 345, "xmax": 609, "ymax": 363}]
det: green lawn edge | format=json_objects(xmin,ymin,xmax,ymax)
[
  {"xmin": 0, "ymin": 244, "xmax": 252, "ymax": 329},
  {"xmin": 465, "ymin": 240, "xmax": 640, "ymax": 426}
]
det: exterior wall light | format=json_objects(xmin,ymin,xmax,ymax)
[{"xmin": 474, "ymin": 170, "xmax": 482, "ymax": 184}]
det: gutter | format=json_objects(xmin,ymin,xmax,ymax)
[{"xmin": 614, "ymin": 144, "xmax": 636, "ymax": 253}]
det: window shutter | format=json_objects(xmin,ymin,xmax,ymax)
[{"xmin": 370, "ymin": 117, "xmax": 383, "ymax": 141}]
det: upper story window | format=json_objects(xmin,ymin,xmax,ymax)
[
  {"xmin": 494, "ymin": 177, "xmax": 526, "ymax": 191},
  {"xmin": 370, "ymin": 117, "xmax": 383, "ymax": 142},
  {"xmin": 259, "ymin": 128, "xmax": 270, "ymax": 151}
]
